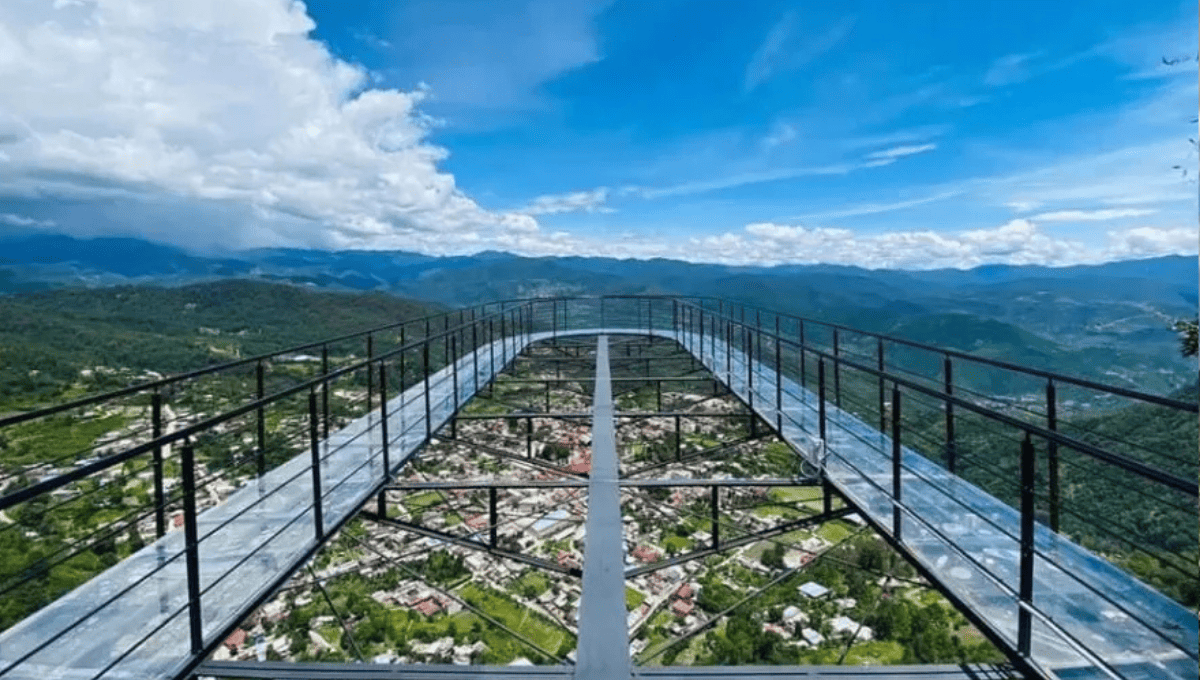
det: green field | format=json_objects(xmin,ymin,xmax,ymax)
[{"xmin": 459, "ymin": 583, "xmax": 575, "ymax": 658}]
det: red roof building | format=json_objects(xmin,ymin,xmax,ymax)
[
  {"xmin": 410, "ymin": 596, "xmax": 444, "ymax": 617},
  {"xmin": 670, "ymin": 599, "xmax": 694, "ymax": 617},
  {"xmin": 675, "ymin": 583, "xmax": 694, "ymax": 600},
  {"xmin": 631, "ymin": 545, "xmax": 660, "ymax": 563},
  {"xmin": 466, "ymin": 513, "xmax": 488, "ymax": 531},
  {"xmin": 556, "ymin": 550, "xmax": 581, "ymax": 570},
  {"xmin": 224, "ymin": 628, "xmax": 247, "ymax": 652}
]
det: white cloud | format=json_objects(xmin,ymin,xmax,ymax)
[
  {"xmin": 1105, "ymin": 226, "xmax": 1198, "ymax": 259},
  {"xmin": 628, "ymin": 164, "xmax": 856, "ymax": 200},
  {"xmin": 984, "ymin": 52, "xmax": 1038, "ymax": 87},
  {"xmin": 762, "ymin": 122, "xmax": 798, "ymax": 149},
  {"xmin": 0, "ymin": 0, "xmax": 543, "ymax": 251},
  {"xmin": 744, "ymin": 13, "xmax": 855, "ymax": 93},
  {"xmin": 382, "ymin": 0, "xmax": 611, "ymax": 112},
  {"xmin": 789, "ymin": 188, "xmax": 965, "ymax": 221},
  {"xmin": 680, "ymin": 219, "xmax": 1195, "ymax": 269},
  {"xmin": 985, "ymin": 139, "xmax": 1195, "ymax": 212},
  {"xmin": 1032, "ymin": 208, "xmax": 1158, "ymax": 222},
  {"xmin": 865, "ymin": 143, "xmax": 936, "ymax": 161},
  {"xmin": 0, "ymin": 213, "xmax": 56, "ymax": 228},
  {"xmin": 521, "ymin": 187, "xmax": 613, "ymax": 215}
]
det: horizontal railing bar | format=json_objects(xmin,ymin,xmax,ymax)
[{"xmin": 679, "ymin": 298, "xmax": 1196, "ymax": 412}]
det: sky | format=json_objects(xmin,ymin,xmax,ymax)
[{"xmin": 0, "ymin": 0, "xmax": 1196, "ymax": 269}]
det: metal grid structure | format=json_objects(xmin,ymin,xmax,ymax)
[{"xmin": 0, "ymin": 296, "xmax": 1194, "ymax": 680}]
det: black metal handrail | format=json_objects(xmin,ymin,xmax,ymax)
[
  {"xmin": 0, "ymin": 295, "xmax": 1194, "ymax": 680},
  {"xmin": 670, "ymin": 301, "xmax": 1197, "ymax": 496},
  {"xmin": 0, "ymin": 302, "xmax": 529, "ymax": 511}
]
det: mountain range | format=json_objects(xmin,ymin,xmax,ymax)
[{"xmin": 1, "ymin": 230, "xmax": 1195, "ymax": 395}]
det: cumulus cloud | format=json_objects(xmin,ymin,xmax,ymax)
[
  {"xmin": 521, "ymin": 188, "xmax": 613, "ymax": 215},
  {"xmin": 1105, "ymin": 226, "xmax": 1198, "ymax": 259},
  {"xmin": 681, "ymin": 219, "xmax": 1194, "ymax": 269},
  {"xmin": 0, "ymin": 0, "xmax": 542, "ymax": 251}
]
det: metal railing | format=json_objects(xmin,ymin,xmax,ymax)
[{"xmin": 0, "ymin": 296, "xmax": 1194, "ymax": 679}]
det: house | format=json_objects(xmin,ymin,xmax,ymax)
[
  {"xmin": 631, "ymin": 545, "xmax": 660, "ymax": 563},
  {"xmin": 223, "ymin": 628, "xmax": 247, "ymax": 653},
  {"xmin": 830, "ymin": 615, "xmax": 873, "ymax": 640},
  {"xmin": 800, "ymin": 627, "xmax": 825, "ymax": 646},
  {"xmin": 798, "ymin": 581, "xmax": 829, "ymax": 598},
  {"xmin": 670, "ymin": 598, "xmax": 694, "ymax": 617},
  {"xmin": 762, "ymin": 623, "xmax": 789, "ymax": 637},
  {"xmin": 409, "ymin": 596, "xmax": 444, "ymax": 617}
]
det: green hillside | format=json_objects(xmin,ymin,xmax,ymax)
[{"xmin": 0, "ymin": 280, "xmax": 439, "ymax": 409}]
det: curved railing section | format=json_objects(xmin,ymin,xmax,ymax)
[{"xmin": 0, "ymin": 296, "xmax": 1193, "ymax": 680}]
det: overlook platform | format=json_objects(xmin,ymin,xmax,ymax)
[{"xmin": 0, "ymin": 297, "xmax": 1193, "ymax": 680}]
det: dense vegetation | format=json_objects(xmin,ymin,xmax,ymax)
[{"xmin": 0, "ymin": 280, "xmax": 439, "ymax": 409}]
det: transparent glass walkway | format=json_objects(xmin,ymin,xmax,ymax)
[{"xmin": 0, "ymin": 328, "xmax": 1192, "ymax": 680}]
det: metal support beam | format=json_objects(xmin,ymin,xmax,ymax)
[
  {"xmin": 1018, "ymin": 433, "xmax": 1036, "ymax": 658},
  {"xmin": 626, "ymin": 508, "xmax": 855, "ymax": 578},
  {"xmin": 361, "ymin": 512, "xmax": 580, "ymax": 578},
  {"xmin": 576, "ymin": 336, "xmax": 631, "ymax": 678}
]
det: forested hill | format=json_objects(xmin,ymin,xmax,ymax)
[
  {"xmin": 0, "ymin": 280, "xmax": 440, "ymax": 409},
  {"xmin": 2, "ymin": 232, "xmax": 1194, "ymax": 396}
]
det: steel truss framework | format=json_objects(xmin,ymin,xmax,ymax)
[{"xmin": 0, "ymin": 296, "xmax": 1193, "ymax": 680}]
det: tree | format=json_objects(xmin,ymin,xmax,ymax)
[{"xmin": 1173, "ymin": 317, "xmax": 1197, "ymax": 357}]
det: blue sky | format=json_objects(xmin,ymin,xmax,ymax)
[{"xmin": 0, "ymin": 0, "xmax": 1195, "ymax": 268}]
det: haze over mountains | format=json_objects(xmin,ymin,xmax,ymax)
[{"xmin": 1, "ymin": 231, "xmax": 1195, "ymax": 395}]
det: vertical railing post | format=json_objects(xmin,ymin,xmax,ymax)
[
  {"xmin": 255, "ymin": 361, "xmax": 266, "ymax": 478},
  {"xmin": 745, "ymin": 325, "xmax": 753, "ymax": 409},
  {"xmin": 648, "ymin": 299, "xmax": 654, "ymax": 337},
  {"xmin": 180, "ymin": 440, "xmax": 204, "ymax": 655},
  {"xmin": 674, "ymin": 415, "xmax": 682, "ymax": 461},
  {"xmin": 1046, "ymin": 380, "xmax": 1059, "ymax": 533},
  {"xmin": 832, "ymin": 328, "xmax": 841, "ymax": 409},
  {"xmin": 321, "ymin": 344, "xmax": 330, "ymax": 439},
  {"xmin": 944, "ymin": 356, "xmax": 956, "ymax": 474},
  {"xmin": 151, "ymin": 391, "xmax": 166, "ymax": 538},
  {"xmin": 309, "ymin": 389, "xmax": 324, "ymax": 541},
  {"xmin": 1019, "ymin": 433, "xmax": 1036, "ymax": 657},
  {"xmin": 552, "ymin": 299, "xmax": 558, "ymax": 340},
  {"xmin": 710, "ymin": 485, "xmax": 719, "ymax": 550},
  {"xmin": 697, "ymin": 304, "xmax": 704, "ymax": 359},
  {"xmin": 774, "ymin": 321, "xmax": 782, "ymax": 433},
  {"xmin": 656, "ymin": 379, "xmax": 663, "ymax": 412},
  {"xmin": 725, "ymin": 319, "xmax": 733, "ymax": 387},
  {"xmin": 526, "ymin": 416, "xmax": 533, "ymax": 458},
  {"xmin": 891, "ymin": 384, "xmax": 902, "ymax": 540},
  {"xmin": 379, "ymin": 362, "xmax": 390, "ymax": 477},
  {"xmin": 488, "ymin": 319, "xmax": 496, "ymax": 386},
  {"xmin": 422, "ymin": 341, "xmax": 432, "ymax": 443},
  {"xmin": 450, "ymin": 335, "xmax": 459, "ymax": 421},
  {"xmin": 798, "ymin": 320, "xmax": 806, "ymax": 392},
  {"xmin": 489, "ymin": 487, "xmax": 499, "ymax": 548},
  {"xmin": 472, "ymin": 320, "xmax": 480, "ymax": 394},
  {"xmin": 366, "ymin": 333, "xmax": 374, "ymax": 413},
  {"xmin": 877, "ymin": 338, "xmax": 886, "ymax": 432},
  {"xmin": 818, "ymin": 358, "xmax": 827, "ymax": 442},
  {"xmin": 709, "ymin": 310, "xmax": 715, "ymax": 365}
]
